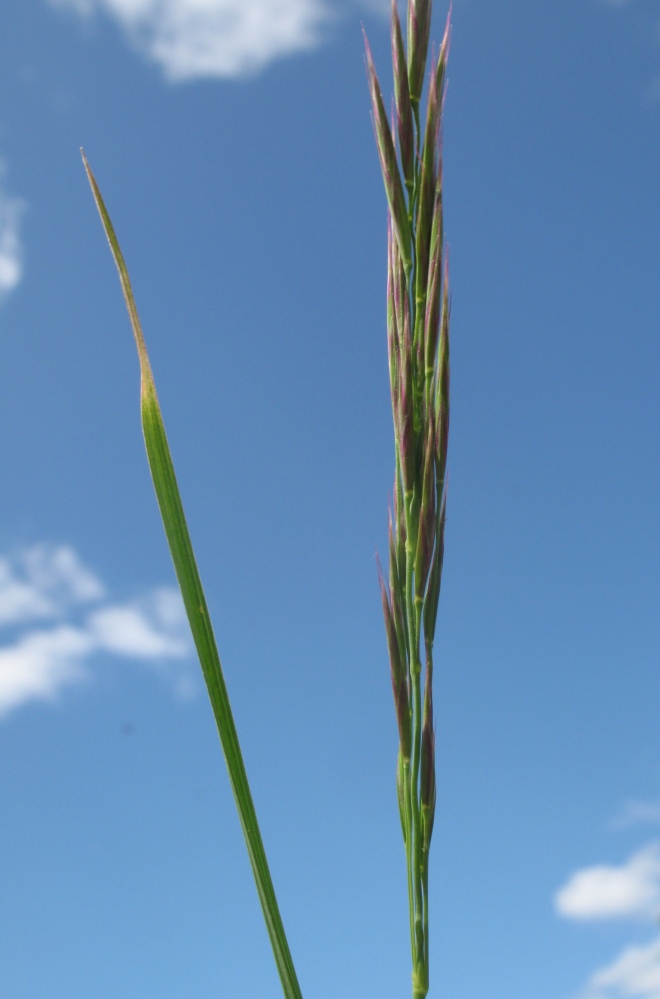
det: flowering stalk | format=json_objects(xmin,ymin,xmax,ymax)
[{"xmin": 367, "ymin": 4, "xmax": 451, "ymax": 997}]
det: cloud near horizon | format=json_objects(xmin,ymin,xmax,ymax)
[
  {"xmin": 48, "ymin": 0, "xmax": 338, "ymax": 80},
  {"xmin": 0, "ymin": 544, "xmax": 193, "ymax": 716},
  {"xmin": 0, "ymin": 162, "xmax": 24, "ymax": 304}
]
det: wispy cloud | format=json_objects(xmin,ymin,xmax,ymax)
[
  {"xmin": 579, "ymin": 935, "xmax": 660, "ymax": 999},
  {"xmin": 0, "ymin": 544, "xmax": 192, "ymax": 717},
  {"xmin": 48, "ymin": 0, "xmax": 338, "ymax": 80},
  {"xmin": 556, "ymin": 844, "xmax": 660, "ymax": 921},
  {"xmin": 612, "ymin": 802, "xmax": 660, "ymax": 830},
  {"xmin": 0, "ymin": 162, "xmax": 24, "ymax": 304}
]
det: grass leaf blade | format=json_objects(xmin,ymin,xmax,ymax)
[{"xmin": 82, "ymin": 151, "xmax": 303, "ymax": 999}]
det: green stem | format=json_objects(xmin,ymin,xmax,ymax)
[
  {"xmin": 402, "ymin": 759, "xmax": 416, "ymax": 961},
  {"xmin": 409, "ymin": 649, "xmax": 424, "ymax": 967},
  {"xmin": 404, "ymin": 489, "xmax": 425, "ymax": 985},
  {"xmin": 422, "ymin": 841, "xmax": 430, "ymax": 988}
]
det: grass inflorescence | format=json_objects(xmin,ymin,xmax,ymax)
[{"xmin": 366, "ymin": 3, "xmax": 451, "ymax": 997}]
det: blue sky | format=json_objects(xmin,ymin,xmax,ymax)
[{"xmin": 0, "ymin": 1, "xmax": 659, "ymax": 997}]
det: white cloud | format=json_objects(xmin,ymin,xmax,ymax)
[
  {"xmin": 578, "ymin": 936, "xmax": 660, "ymax": 999},
  {"xmin": 0, "ymin": 544, "xmax": 105, "ymax": 626},
  {"xmin": 48, "ymin": 0, "xmax": 337, "ymax": 80},
  {"xmin": 0, "ymin": 625, "xmax": 94, "ymax": 716},
  {"xmin": 558, "ymin": 843, "xmax": 660, "ymax": 998},
  {"xmin": 88, "ymin": 596, "xmax": 188, "ymax": 659},
  {"xmin": 0, "ymin": 162, "xmax": 24, "ymax": 303},
  {"xmin": 0, "ymin": 544, "xmax": 192, "ymax": 717},
  {"xmin": 612, "ymin": 802, "xmax": 660, "ymax": 830},
  {"xmin": 555, "ymin": 844, "xmax": 660, "ymax": 921}
]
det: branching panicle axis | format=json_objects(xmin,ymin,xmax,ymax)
[{"xmin": 366, "ymin": 3, "xmax": 451, "ymax": 996}]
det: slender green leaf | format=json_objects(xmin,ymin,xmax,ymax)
[{"xmin": 82, "ymin": 151, "xmax": 303, "ymax": 999}]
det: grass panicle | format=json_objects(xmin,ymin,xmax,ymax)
[{"xmin": 365, "ymin": 4, "xmax": 451, "ymax": 997}]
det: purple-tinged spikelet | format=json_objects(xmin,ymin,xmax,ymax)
[
  {"xmin": 364, "ymin": 34, "xmax": 412, "ymax": 275},
  {"xmin": 420, "ymin": 717, "xmax": 435, "ymax": 811},
  {"xmin": 415, "ymin": 415, "xmax": 437, "ymax": 602},
  {"xmin": 387, "ymin": 226, "xmax": 401, "ymax": 414},
  {"xmin": 435, "ymin": 266, "xmax": 450, "ymax": 486},
  {"xmin": 393, "ymin": 472, "xmax": 407, "ymax": 583},
  {"xmin": 423, "ymin": 492, "xmax": 445, "ymax": 654},
  {"xmin": 420, "ymin": 657, "xmax": 436, "ymax": 843},
  {"xmin": 423, "ymin": 183, "xmax": 443, "ymax": 381},
  {"xmin": 378, "ymin": 556, "xmax": 412, "ymax": 759},
  {"xmin": 415, "ymin": 76, "xmax": 438, "ymax": 314},
  {"xmin": 389, "ymin": 220, "xmax": 408, "ymax": 343},
  {"xmin": 437, "ymin": 9, "xmax": 452, "ymax": 101},
  {"xmin": 420, "ymin": 717, "xmax": 436, "ymax": 847},
  {"xmin": 407, "ymin": 0, "xmax": 433, "ymax": 105},
  {"xmin": 391, "ymin": 0, "xmax": 415, "ymax": 191},
  {"xmin": 388, "ymin": 510, "xmax": 408, "ymax": 667},
  {"xmin": 398, "ymin": 302, "xmax": 416, "ymax": 495}
]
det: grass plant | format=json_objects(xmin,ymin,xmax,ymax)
[{"xmin": 82, "ymin": 1, "xmax": 449, "ymax": 996}]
